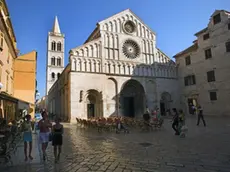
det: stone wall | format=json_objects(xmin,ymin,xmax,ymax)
[{"xmin": 69, "ymin": 71, "xmax": 179, "ymax": 122}]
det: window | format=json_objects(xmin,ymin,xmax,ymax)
[
  {"xmin": 209, "ymin": 91, "xmax": 217, "ymax": 101},
  {"xmin": 7, "ymin": 52, "xmax": 10, "ymax": 63},
  {"xmin": 57, "ymin": 73, "xmax": 61, "ymax": 79},
  {"xmin": 51, "ymin": 57, "xmax": 55, "ymax": 65},
  {"xmin": 51, "ymin": 72, "xmax": 55, "ymax": 80},
  {"xmin": 51, "ymin": 41, "xmax": 56, "ymax": 51},
  {"xmin": 57, "ymin": 57, "xmax": 61, "ymax": 66},
  {"xmin": 57, "ymin": 42, "xmax": 62, "ymax": 51},
  {"xmin": 11, "ymin": 77, "xmax": 13, "ymax": 94},
  {"xmin": 226, "ymin": 41, "xmax": 230, "ymax": 52},
  {"xmin": 228, "ymin": 23, "xmax": 230, "ymax": 30},
  {"xmin": 185, "ymin": 56, "xmax": 191, "ymax": 65},
  {"xmin": 203, "ymin": 33, "xmax": 210, "ymax": 40},
  {"xmin": 213, "ymin": 13, "xmax": 221, "ymax": 25},
  {"xmin": 6, "ymin": 74, "xmax": 9, "ymax": 92},
  {"xmin": 184, "ymin": 75, "xmax": 196, "ymax": 86},
  {"xmin": 207, "ymin": 70, "xmax": 215, "ymax": 82},
  {"xmin": 0, "ymin": 32, "xmax": 3, "ymax": 51},
  {"xmin": 205, "ymin": 48, "xmax": 212, "ymax": 59}
]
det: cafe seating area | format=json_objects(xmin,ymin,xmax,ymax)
[{"xmin": 76, "ymin": 116, "xmax": 164, "ymax": 133}]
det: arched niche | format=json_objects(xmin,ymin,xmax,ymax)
[
  {"xmin": 119, "ymin": 79, "xmax": 146, "ymax": 118},
  {"xmin": 160, "ymin": 92, "xmax": 172, "ymax": 115},
  {"xmin": 84, "ymin": 89, "xmax": 103, "ymax": 119}
]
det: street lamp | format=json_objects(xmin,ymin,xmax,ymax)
[{"xmin": 0, "ymin": 82, "xmax": 3, "ymax": 90}]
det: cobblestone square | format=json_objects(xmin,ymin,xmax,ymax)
[{"xmin": 1, "ymin": 117, "xmax": 230, "ymax": 172}]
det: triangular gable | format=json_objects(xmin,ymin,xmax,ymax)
[
  {"xmin": 98, "ymin": 9, "xmax": 156, "ymax": 35},
  {"xmin": 84, "ymin": 25, "xmax": 100, "ymax": 44}
]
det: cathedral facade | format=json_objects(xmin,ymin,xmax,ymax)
[{"xmin": 47, "ymin": 9, "xmax": 179, "ymax": 122}]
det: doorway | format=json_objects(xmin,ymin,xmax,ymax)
[
  {"xmin": 187, "ymin": 98, "xmax": 197, "ymax": 115},
  {"xmin": 124, "ymin": 97, "xmax": 134, "ymax": 118},
  {"xmin": 160, "ymin": 92, "xmax": 171, "ymax": 115},
  {"xmin": 85, "ymin": 89, "xmax": 103, "ymax": 119},
  {"xmin": 120, "ymin": 79, "xmax": 146, "ymax": 118},
  {"xmin": 160, "ymin": 102, "xmax": 165, "ymax": 116},
  {"xmin": 87, "ymin": 103, "xmax": 95, "ymax": 118}
]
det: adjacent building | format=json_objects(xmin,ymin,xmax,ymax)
[
  {"xmin": 0, "ymin": 0, "xmax": 37, "ymax": 121},
  {"xmin": 14, "ymin": 51, "xmax": 37, "ymax": 117},
  {"xmin": 174, "ymin": 10, "xmax": 230, "ymax": 116},
  {"xmin": 48, "ymin": 9, "xmax": 179, "ymax": 122},
  {"xmin": 35, "ymin": 96, "xmax": 46, "ymax": 113}
]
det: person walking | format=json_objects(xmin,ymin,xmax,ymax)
[
  {"xmin": 52, "ymin": 117, "xmax": 63, "ymax": 163},
  {"xmin": 172, "ymin": 108, "xmax": 180, "ymax": 135},
  {"xmin": 197, "ymin": 106, "xmax": 206, "ymax": 126},
  {"xmin": 38, "ymin": 111, "xmax": 52, "ymax": 161},
  {"xmin": 22, "ymin": 114, "xmax": 33, "ymax": 161}
]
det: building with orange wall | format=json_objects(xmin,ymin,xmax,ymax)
[
  {"xmin": 14, "ymin": 51, "xmax": 37, "ymax": 117},
  {"xmin": 0, "ymin": 0, "xmax": 37, "ymax": 121},
  {"xmin": 0, "ymin": 0, "xmax": 17, "ymax": 96}
]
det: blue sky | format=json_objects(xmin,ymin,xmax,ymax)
[{"xmin": 6, "ymin": 0, "xmax": 230, "ymax": 97}]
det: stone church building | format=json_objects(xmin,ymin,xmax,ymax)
[{"xmin": 47, "ymin": 9, "xmax": 179, "ymax": 122}]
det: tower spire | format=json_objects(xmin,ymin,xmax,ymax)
[{"xmin": 52, "ymin": 16, "xmax": 61, "ymax": 33}]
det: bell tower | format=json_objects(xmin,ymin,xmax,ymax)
[{"xmin": 46, "ymin": 16, "xmax": 65, "ymax": 95}]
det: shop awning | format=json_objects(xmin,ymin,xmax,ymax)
[
  {"xmin": 0, "ymin": 92, "xmax": 31, "ymax": 108},
  {"xmin": 0, "ymin": 92, "xmax": 18, "ymax": 103}
]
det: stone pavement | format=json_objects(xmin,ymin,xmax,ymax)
[{"xmin": 1, "ymin": 116, "xmax": 230, "ymax": 172}]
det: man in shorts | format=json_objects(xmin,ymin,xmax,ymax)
[{"xmin": 38, "ymin": 111, "xmax": 52, "ymax": 161}]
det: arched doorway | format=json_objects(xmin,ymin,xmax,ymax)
[
  {"xmin": 160, "ymin": 92, "xmax": 171, "ymax": 116},
  {"xmin": 85, "ymin": 90, "xmax": 103, "ymax": 118},
  {"xmin": 119, "ymin": 79, "xmax": 146, "ymax": 118},
  {"xmin": 187, "ymin": 92, "xmax": 199, "ymax": 115}
]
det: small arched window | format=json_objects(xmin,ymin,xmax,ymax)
[
  {"xmin": 57, "ymin": 42, "xmax": 62, "ymax": 51},
  {"xmin": 57, "ymin": 73, "xmax": 61, "ymax": 79},
  {"xmin": 57, "ymin": 57, "xmax": 61, "ymax": 66},
  {"xmin": 51, "ymin": 72, "xmax": 55, "ymax": 80},
  {"xmin": 51, "ymin": 41, "xmax": 56, "ymax": 51},
  {"xmin": 51, "ymin": 57, "xmax": 55, "ymax": 65},
  {"xmin": 0, "ymin": 32, "xmax": 4, "ymax": 50}
]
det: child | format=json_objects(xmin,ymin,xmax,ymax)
[{"xmin": 22, "ymin": 114, "xmax": 33, "ymax": 161}]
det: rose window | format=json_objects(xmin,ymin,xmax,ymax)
[
  {"xmin": 123, "ymin": 20, "xmax": 136, "ymax": 34},
  {"xmin": 122, "ymin": 40, "xmax": 140, "ymax": 59}
]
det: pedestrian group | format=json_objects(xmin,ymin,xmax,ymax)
[{"xmin": 22, "ymin": 111, "xmax": 63, "ymax": 163}]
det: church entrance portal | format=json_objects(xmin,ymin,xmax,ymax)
[
  {"xmin": 87, "ymin": 104, "xmax": 95, "ymax": 118},
  {"xmin": 123, "ymin": 97, "xmax": 135, "ymax": 118},
  {"xmin": 160, "ymin": 92, "xmax": 171, "ymax": 116},
  {"xmin": 86, "ymin": 90, "xmax": 103, "ymax": 118},
  {"xmin": 120, "ymin": 79, "xmax": 146, "ymax": 118}
]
